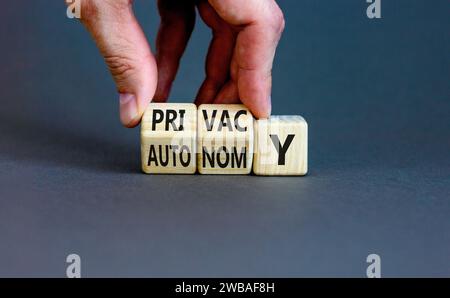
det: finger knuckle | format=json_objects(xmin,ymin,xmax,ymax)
[
  {"xmin": 271, "ymin": 6, "xmax": 285, "ymax": 35},
  {"xmin": 104, "ymin": 55, "xmax": 137, "ymax": 81}
]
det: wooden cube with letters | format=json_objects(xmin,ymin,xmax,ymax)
[
  {"xmin": 197, "ymin": 104, "xmax": 254, "ymax": 175},
  {"xmin": 141, "ymin": 103, "xmax": 197, "ymax": 174},
  {"xmin": 253, "ymin": 116, "xmax": 308, "ymax": 176}
]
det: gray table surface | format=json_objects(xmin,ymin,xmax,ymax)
[{"xmin": 0, "ymin": 1, "xmax": 449, "ymax": 277}]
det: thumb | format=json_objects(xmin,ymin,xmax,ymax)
[{"xmin": 79, "ymin": 0, "xmax": 157, "ymax": 127}]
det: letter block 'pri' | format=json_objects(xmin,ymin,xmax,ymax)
[
  {"xmin": 141, "ymin": 103, "xmax": 197, "ymax": 174},
  {"xmin": 253, "ymin": 116, "xmax": 308, "ymax": 176},
  {"xmin": 198, "ymin": 104, "xmax": 254, "ymax": 174}
]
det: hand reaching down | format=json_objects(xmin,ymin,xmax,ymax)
[{"xmin": 73, "ymin": 0, "xmax": 285, "ymax": 127}]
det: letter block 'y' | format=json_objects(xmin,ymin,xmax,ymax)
[
  {"xmin": 141, "ymin": 103, "xmax": 197, "ymax": 174},
  {"xmin": 198, "ymin": 104, "xmax": 254, "ymax": 174},
  {"xmin": 253, "ymin": 116, "xmax": 308, "ymax": 176}
]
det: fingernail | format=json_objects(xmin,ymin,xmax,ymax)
[{"xmin": 119, "ymin": 93, "xmax": 138, "ymax": 126}]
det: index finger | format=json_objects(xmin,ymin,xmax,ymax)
[{"xmin": 209, "ymin": 0, "xmax": 285, "ymax": 118}]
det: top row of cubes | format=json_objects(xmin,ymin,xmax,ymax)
[{"xmin": 141, "ymin": 103, "xmax": 307, "ymax": 176}]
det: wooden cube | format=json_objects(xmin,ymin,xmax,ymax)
[
  {"xmin": 253, "ymin": 116, "xmax": 308, "ymax": 176},
  {"xmin": 141, "ymin": 103, "xmax": 197, "ymax": 174},
  {"xmin": 197, "ymin": 104, "xmax": 254, "ymax": 174}
]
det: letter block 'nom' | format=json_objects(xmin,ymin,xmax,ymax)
[
  {"xmin": 197, "ymin": 104, "xmax": 254, "ymax": 174},
  {"xmin": 141, "ymin": 103, "xmax": 197, "ymax": 174},
  {"xmin": 253, "ymin": 116, "xmax": 308, "ymax": 176}
]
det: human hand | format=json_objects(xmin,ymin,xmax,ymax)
[{"xmin": 74, "ymin": 0, "xmax": 285, "ymax": 127}]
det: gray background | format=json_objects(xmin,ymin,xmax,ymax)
[{"xmin": 0, "ymin": 0, "xmax": 449, "ymax": 277}]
